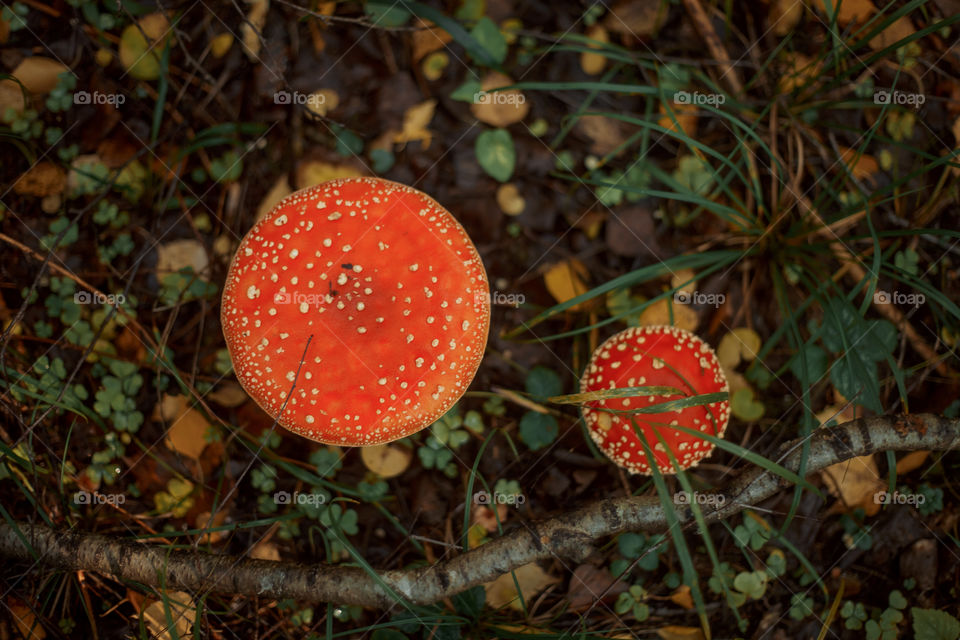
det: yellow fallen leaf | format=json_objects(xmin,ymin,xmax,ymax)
[
  {"xmin": 119, "ymin": 13, "xmax": 172, "ymax": 81},
  {"xmin": 720, "ymin": 363, "xmax": 749, "ymax": 394},
  {"xmin": 580, "ymin": 25, "xmax": 609, "ymax": 76},
  {"xmin": 717, "ymin": 327, "xmax": 762, "ymax": 369},
  {"xmin": 296, "ymin": 160, "xmax": 364, "ymax": 189},
  {"xmin": 638, "ymin": 298, "xmax": 698, "ymax": 331},
  {"xmin": 210, "ymin": 33, "xmax": 234, "ymax": 58},
  {"xmin": 820, "ymin": 454, "xmax": 885, "ymax": 515},
  {"xmin": 156, "ymin": 239, "xmax": 210, "ymax": 278},
  {"xmin": 467, "ymin": 521, "xmax": 488, "ymax": 548},
  {"xmin": 422, "ymin": 51, "xmax": 449, "ymax": 81},
  {"xmin": 496, "ymin": 183, "xmax": 526, "ymax": 216},
  {"xmin": 361, "ymin": 444, "xmax": 412, "ymax": 478},
  {"xmin": 156, "ymin": 394, "xmax": 211, "ymax": 460},
  {"xmin": 411, "ymin": 19, "xmax": 452, "ymax": 62},
  {"xmin": 670, "ymin": 268, "xmax": 697, "ymax": 294},
  {"xmin": 305, "ymin": 88, "xmax": 339, "ymax": 118},
  {"xmin": 470, "ymin": 72, "xmax": 529, "ymax": 127},
  {"xmin": 485, "ymin": 563, "xmax": 557, "ymax": 610},
  {"xmin": 143, "ymin": 592, "xmax": 196, "ymax": 640},
  {"xmin": 394, "ymin": 99, "xmax": 436, "ymax": 149},
  {"xmin": 657, "ymin": 626, "xmax": 705, "ymax": 640},
  {"xmin": 11, "ymin": 57, "xmax": 69, "ymax": 94},
  {"xmin": 669, "ymin": 584, "xmax": 695, "ymax": 609},
  {"xmin": 544, "ymin": 259, "xmax": 590, "ymax": 310},
  {"xmin": 240, "ymin": 0, "xmax": 269, "ymax": 61}
]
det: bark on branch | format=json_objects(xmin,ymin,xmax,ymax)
[{"xmin": 1, "ymin": 414, "xmax": 957, "ymax": 608}]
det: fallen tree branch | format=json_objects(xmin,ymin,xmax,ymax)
[{"xmin": 1, "ymin": 414, "xmax": 957, "ymax": 608}]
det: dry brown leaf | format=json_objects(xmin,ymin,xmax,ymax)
[
  {"xmin": 544, "ymin": 259, "xmax": 590, "ymax": 310},
  {"xmin": 207, "ymin": 382, "xmax": 248, "ymax": 408},
  {"xmin": 485, "ymin": 563, "xmax": 557, "ymax": 610},
  {"xmin": 470, "ymin": 72, "xmax": 529, "ymax": 127},
  {"xmin": 472, "ymin": 503, "xmax": 509, "ymax": 533},
  {"xmin": 142, "ymin": 592, "xmax": 196, "ymax": 640},
  {"xmin": 393, "ymin": 99, "xmax": 436, "ymax": 149},
  {"xmin": 838, "ymin": 146, "xmax": 880, "ymax": 181},
  {"xmin": 0, "ymin": 79, "xmax": 26, "ymax": 118},
  {"xmin": 816, "ymin": 402, "xmax": 856, "ymax": 427},
  {"xmin": 820, "ymin": 454, "xmax": 885, "ymax": 515},
  {"xmin": 194, "ymin": 509, "xmax": 228, "ymax": 544},
  {"xmin": 770, "ymin": 0, "xmax": 805, "ymax": 35},
  {"xmin": 13, "ymin": 162, "xmax": 66, "ymax": 198},
  {"xmin": 240, "ymin": 0, "xmax": 269, "ymax": 60},
  {"xmin": 8, "ymin": 600, "xmax": 46, "ymax": 639},
  {"xmin": 809, "ymin": 0, "xmax": 873, "ymax": 24},
  {"xmin": 580, "ymin": 25, "xmax": 610, "ymax": 75},
  {"xmin": 249, "ymin": 540, "xmax": 280, "ymax": 561},
  {"xmin": 361, "ymin": 444, "xmax": 412, "ymax": 478},
  {"xmin": 604, "ymin": 0, "xmax": 668, "ymax": 38},
  {"xmin": 867, "ymin": 15, "xmax": 917, "ymax": 51},
  {"xmin": 778, "ymin": 52, "xmax": 821, "ymax": 93},
  {"xmin": 576, "ymin": 114, "xmax": 625, "ymax": 155},
  {"xmin": 895, "ymin": 450, "xmax": 930, "ymax": 474},
  {"xmin": 638, "ymin": 298, "xmax": 698, "ymax": 331},
  {"xmin": 156, "ymin": 239, "xmax": 209, "ymax": 278},
  {"xmin": 657, "ymin": 626, "xmax": 705, "ymax": 640},
  {"xmin": 411, "ymin": 19, "xmax": 452, "ymax": 61},
  {"xmin": 566, "ymin": 563, "xmax": 629, "ymax": 611},
  {"xmin": 11, "ymin": 57, "xmax": 69, "ymax": 95},
  {"xmin": 658, "ymin": 101, "xmax": 698, "ymax": 137},
  {"xmin": 157, "ymin": 394, "xmax": 211, "ymax": 460}
]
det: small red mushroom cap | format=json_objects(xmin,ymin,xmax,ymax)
[
  {"xmin": 221, "ymin": 177, "xmax": 490, "ymax": 446},
  {"xmin": 579, "ymin": 325, "xmax": 730, "ymax": 474}
]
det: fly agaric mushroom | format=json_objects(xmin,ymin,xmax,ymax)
[
  {"xmin": 221, "ymin": 177, "xmax": 490, "ymax": 446},
  {"xmin": 579, "ymin": 325, "xmax": 729, "ymax": 474}
]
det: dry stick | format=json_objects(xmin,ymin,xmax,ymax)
[
  {"xmin": 681, "ymin": 0, "xmax": 743, "ymax": 96},
  {"xmin": 1, "ymin": 414, "xmax": 957, "ymax": 608}
]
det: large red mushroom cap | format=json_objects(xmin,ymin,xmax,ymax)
[
  {"xmin": 579, "ymin": 325, "xmax": 730, "ymax": 474},
  {"xmin": 221, "ymin": 177, "xmax": 490, "ymax": 446}
]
